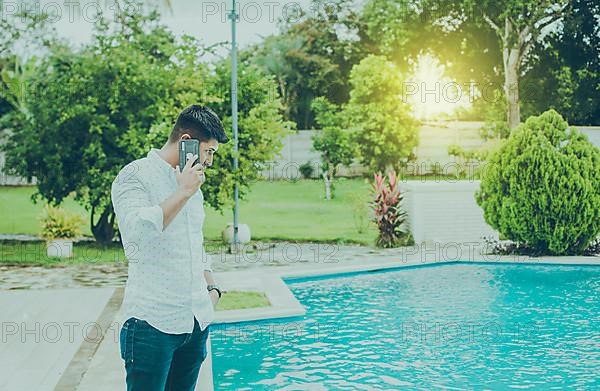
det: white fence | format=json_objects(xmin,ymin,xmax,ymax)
[
  {"xmin": 0, "ymin": 151, "xmax": 34, "ymax": 185},
  {"xmin": 2, "ymin": 123, "xmax": 599, "ymax": 184},
  {"xmin": 401, "ymin": 180, "xmax": 499, "ymax": 244},
  {"xmin": 260, "ymin": 123, "xmax": 600, "ymax": 179}
]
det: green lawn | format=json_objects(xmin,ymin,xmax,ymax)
[
  {"xmin": 0, "ymin": 187, "xmax": 89, "ymax": 236},
  {"xmin": 0, "ymin": 241, "xmax": 127, "ymax": 266},
  {"xmin": 216, "ymin": 290, "xmax": 270, "ymax": 311},
  {"xmin": 0, "ymin": 179, "xmax": 378, "ymax": 244}
]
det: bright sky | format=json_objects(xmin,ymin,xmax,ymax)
[
  {"xmin": 408, "ymin": 54, "xmax": 472, "ymax": 119},
  {"xmin": 8, "ymin": 0, "xmax": 312, "ymax": 56},
  {"xmin": 6, "ymin": 1, "xmax": 469, "ymax": 118}
]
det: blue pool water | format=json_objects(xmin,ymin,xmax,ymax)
[{"xmin": 212, "ymin": 263, "xmax": 600, "ymax": 390}]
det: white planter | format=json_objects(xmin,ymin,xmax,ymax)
[
  {"xmin": 221, "ymin": 223, "xmax": 251, "ymax": 244},
  {"xmin": 46, "ymin": 239, "xmax": 74, "ymax": 258}
]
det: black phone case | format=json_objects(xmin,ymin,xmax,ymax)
[{"xmin": 179, "ymin": 139, "xmax": 200, "ymax": 172}]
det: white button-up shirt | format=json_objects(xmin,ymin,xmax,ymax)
[{"xmin": 111, "ymin": 149, "xmax": 214, "ymax": 334}]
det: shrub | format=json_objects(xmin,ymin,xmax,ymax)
[
  {"xmin": 370, "ymin": 171, "xmax": 409, "ymax": 248},
  {"xmin": 41, "ymin": 206, "xmax": 84, "ymax": 240},
  {"xmin": 299, "ymin": 162, "xmax": 314, "ymax": 179},
  {"xmin": 476, "ymin": 110, "xmax": 600, "ymax": 255}
]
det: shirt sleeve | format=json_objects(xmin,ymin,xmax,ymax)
[{"xmin": 111, "ymin": 166, "xmax": 164, "ymax": 243}]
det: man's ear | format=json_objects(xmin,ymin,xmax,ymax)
[{"xmin": 180, "ymin": 133, "xmax": 192, "ymax": 140}]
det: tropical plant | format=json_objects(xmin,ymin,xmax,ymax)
[
  {"xmin": 40, "ymin": 206, "xmax": 84, "ymax": 240},
  {"xmin": 370, "ymin": 170, "xmax": 410, "ymax": 248}
]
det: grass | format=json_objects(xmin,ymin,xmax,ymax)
[
  {"xmin": 1, "ymin": 175, "xmax": 459, "ymax": 255},
  {"xmin": 0, "ymin": 241, "xmax": 127, "ymax": 266},
  {"xmin": 0, "ymin": 179, "xmax": 379, "ymax": 244},
  {"xmin": 216, "ymin": 290, "xmax": 270, "ymax": 311},
  {"xmin": 0, "ymin": 187, "xmax": 89, "ymax": 236}
]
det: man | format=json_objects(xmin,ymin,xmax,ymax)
[{"xmin": 111, "ymin": 105, "xmax": 229, "ymax": 390}]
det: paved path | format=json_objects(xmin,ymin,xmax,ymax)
[
  {"xmin": 1, "ymin": 241, "xmax": 512, "ymax": 290},
  {"xmin": 0, "ymin": 287, "xmax": 115, "ymax": 390}
]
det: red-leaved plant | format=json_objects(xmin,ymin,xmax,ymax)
[{"xmin": 370, "ymin": 170, "xmax": 409, "ymax": 248}]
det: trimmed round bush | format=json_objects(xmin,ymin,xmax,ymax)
[{"xmin": 476, "ymin": 109, "xmax": 600, "ymax": 255}]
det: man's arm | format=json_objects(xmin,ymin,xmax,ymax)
[
  {"xmin": 112, "ymin": 165, "xmax": 164, "ymax": 242},
  {"xmin": 204, "ymin": 270, "xmax": 217, "ymax": 285},
  {"xmin": 159, "ymin": 190, "xmax": 192, "ymax": 230},
  {"xmin": 205, "ymin": 270, "xmax": 220, "ymax": 307},
  {"xmin": 112, "ymin": 155, "xmax": 204, "ymax": 242},
  {"xmin": 203, "ymin": 251, "xmax": 221, "ymax": 307},
  {"xmin": 161, "ymin": 154, "xmax": 205, "ymax": 230}
]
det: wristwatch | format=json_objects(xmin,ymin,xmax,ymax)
[{"xmin": 207, "ymin": 285, "xmax": 222, "ymax": 298}]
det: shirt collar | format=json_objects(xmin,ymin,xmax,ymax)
[{"xmin": 147, "ymin": 149, "xmax": 174, "ymax": 175}]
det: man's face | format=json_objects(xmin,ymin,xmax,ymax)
[
  {"xmin": 199, "ymin": 138, "xmax": 219, "ymax": 168},
  {"xmin": 179, "ymin": 134, "xmax": 219, "ymax": 168}
]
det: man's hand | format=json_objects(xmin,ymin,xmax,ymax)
[
  {"xmin": 209, "ymin": 289, "xmax": 220, "ymax": 307},
  {"xmin": 175, "ymin": 154, "xmax": 205, "ymax": 198},
  {"xmin": 159, "ymin": 155, "xmax": 205, "ymax": 230}
]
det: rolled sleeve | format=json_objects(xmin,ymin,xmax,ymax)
[
  {"xmin": 111, "ymin": 168, "xmax": 164, "ymax": 242},
  {"xmin": 136, "ymin": 204, "xmax": 163, "ymax": 232}
]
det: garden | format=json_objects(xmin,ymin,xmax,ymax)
[{"xmin": 0, "ymin": 0, "xmax": 599, "ymax": 390}]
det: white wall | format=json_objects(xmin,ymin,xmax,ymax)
[
  {"xmin": 400, "ymin": 180, "xmax": 499, "ymax": 244},
  {"xmin": 259, "ymin": 124, "xmax": 600, "ymax": 180},
  {"xmin": 0, "ymin": 151, "xmax": 35, "ymax": 185},
  {"xmin": 2, "ymin": 124, "xmax": 598, "ymax": 184}
]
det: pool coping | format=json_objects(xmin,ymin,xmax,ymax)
[{"xmin": 212, "ymin": 254, "xmax": 600, "ymax": 325}]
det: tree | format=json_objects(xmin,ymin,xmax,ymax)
[
  {"xmin": 249, "ymin": 34, "xmax": 302, "ymax": 123},
  {"xmin": 345, "ymin": 55, "xmax": 418, "ymax": 173},
  {"xmin": 412, "ymin": 0, "xmax": 571, "ymax": 129},
  {"xmin": 0, "ymin": 10, "xmax": 58, "ymax": 133},
  {"xmin": 474, "ymin": 1, "xmax": 571, "ymax": 128},
  {"xmin": 358, "ymin": 0, "xmax": 428, "ymax": 69},
  {"xmin": 360, "ymin": 0, "xmax": 577, "ymax": 129},
  {"xmin": 3, "ymin": 11, "xmax": 176, "ymax": 243},
  {"xmin": 154, "ymin": 56, "xmax": 294, "ymax": 212},
  {"xmin": 246, "ymin": 0, "xmax": 363, "ymax": 128},
  {"xmin": 521, "ymin": 0, "xmax": 599, "ymax": 125},
  {"xmin": 311, "ymin": 97, "xmax": 355, "ymax": 200},
  {"xmin": 2, "ymin": 10, "xmax": 291, "ymax": 242}
]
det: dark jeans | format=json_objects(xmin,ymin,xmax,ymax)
[{"xmin": 119, "ymin": 317, "xmax": 210, "ymax": 391}]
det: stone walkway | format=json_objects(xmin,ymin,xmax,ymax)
[
  {"xmin": 0, "ymin": 241, "xmax": 511, "ymax": 290},
  {"xmin": 0, "ymin": 287, "xmax": 115, "ymax": 390}
]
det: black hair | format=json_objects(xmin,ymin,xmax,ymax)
[{"xmin": 169, "ymin": 105, "xmax": 229, "ymax": 143}]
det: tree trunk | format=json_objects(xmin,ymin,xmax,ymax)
[
  {"xmin": 91, "ymin": 205, "xmax": 116, "ymax": 244},
  {"xmin": 503, "ymin": 47, "xmax": 521, "ymax": 129},
  {"xmin": 278, "ymin": 77, "xmax": 291, "ymax": 120},
  {"xmin": 322, "ymin": 171, "xmax": 332, "ymax": 200}
]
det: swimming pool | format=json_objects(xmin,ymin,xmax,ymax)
[{"xmin": 212, "ymin": 263, "xmax": 600, "ymax": 390}]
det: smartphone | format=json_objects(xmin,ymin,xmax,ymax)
[{"xmin": 179, "ymin": 139, "xmax": 200, "ymax": 172}]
